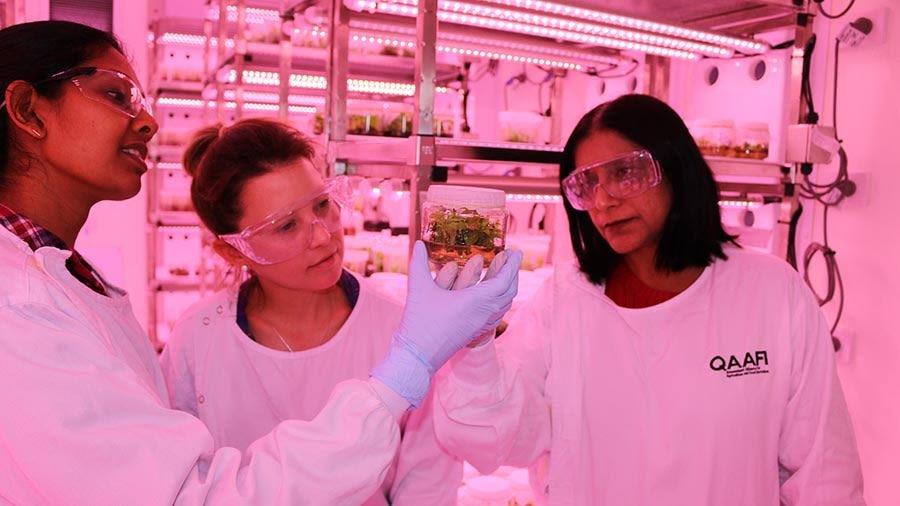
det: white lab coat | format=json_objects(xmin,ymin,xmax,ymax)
[
  {"xmin": 159, "ymin": 275, "xmax": 461, "ymax": 505},
  {"xmin": 434, "ymin": 247, "xmax": 865, "ymax": 505},
  {"xmin": 0, "ymin": 227, "xmax": 405, "ymax": 505}
]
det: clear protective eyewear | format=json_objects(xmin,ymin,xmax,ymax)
[
  {"xmin": 219, "ymin": 176, "xmax": 353, "ymax": 265},
  {"xmin": 561, "ymin": 149, "xmax": 663, "ymax": 211},
  {"xmin": 0, "ymin": 66, "xmax": 152, "ymax": 118}
]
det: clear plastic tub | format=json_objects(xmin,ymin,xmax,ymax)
[
  {"xmin": 342, "ymin": 249, "xmax": 369, "ymax": 275},
  {"xmin": 734, "ymin": 122, "xmax": 770, "ymax": 159},
  {"xmin": 694, "ymin": 119, "xmax": 735, "ymax": 157},
  {"xmin": 347, "ymin": 109, "xmax": 382, "ymax": 136},
  {"xmin": 422, "ymin": 185, "xmax": 508, "ymax": 267},
  {"xmin": 499, "ymin": 110, "xmax": 543, "ymax": 143}
]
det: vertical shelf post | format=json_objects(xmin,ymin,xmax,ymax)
[{"xmin": 410, "ymin": 0, "xmax": 438, "ymax": 245}]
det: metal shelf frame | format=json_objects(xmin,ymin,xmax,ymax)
[
  {"xmin": 320, "ymin": 0, "xmax": 811, "ymax": 249},
  {"xmin": 143, "ymin": 0, "xmax": 813, "ymax": 345}
]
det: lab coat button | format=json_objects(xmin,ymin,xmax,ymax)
[
  {"xmin": 198, "ymin": 394, "xmax": 205, "ymax": 404},
  {"xmin": 202, "ymin": 317, "xmax": 210, "ymax": 326},
  {"xmin": 216, "ymin": 305, "xmax": 224, "ymax": 315}
]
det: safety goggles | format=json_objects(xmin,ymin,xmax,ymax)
[
  {"xmin": 219, "ymin": 176, "xmax": 353, "ymax": 265},
  {"xmin": 561, "ymin": 149, "xmax": 663, "ymax": 211},
  {"xmin": 0, "ymin": 67, "xmax": 152, "ymax": 118}
]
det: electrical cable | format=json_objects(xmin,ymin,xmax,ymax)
[
  {"xmin": 592, "ymin": 58, "xmax": 640, "ymax": 78},
  {"xmin": 816, "ymin": 0, "xmax": 857, "ymax": 19},
  {"xmin": 800, "ymin": 35, "xmax": 818, "ymax": 124},
  {"xmin": 802, "ymin": 205, "xmax": 845, "ymax": 335},
  {"xmin": 786, "ymin": 202, "xmax": 803, "ymax": 269},
  {"xmin": 795, "ymin": 35, "xmax": 852, "ymax": 341}
]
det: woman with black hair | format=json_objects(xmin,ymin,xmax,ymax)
[
  {"xmin": 0, "ymin": 20, "xmax": 520, "ymax": 504},
  {"xmin": 434, "ymin": 94, "xmax": 864, "ymax": 505}
]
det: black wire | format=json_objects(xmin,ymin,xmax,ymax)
[
  {"xmin": 831, "ymin": 251, "xmax": 845, "ymax": 335},
  {"xmin": 786, "ymin": 202, "xmax": 804, "ymax": 269},
  {"xmin": 802, "ymin": 205, "xmax": 844, "ymax": 336},
  {"xmin": 593, "ymin": 58, "xmax": 640, "ymax": 78},
  {"xmin": 800, "ymin": 35, "xmax": 818, "ymax": 123},
  {"xmin": 797, "ymin": 38, "xmax": 850, "ymax": 337},
  {"xmin": 467, "ymin": 61, "xmax": 494, "ymax": 83},
  {"xmin": 817, "ymin": 0, "xmax": 856, "ymax": 19}
]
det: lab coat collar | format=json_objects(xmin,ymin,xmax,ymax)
[{"xmin": 0, "ymin": 226, "xmax": 126, "ymax": 302}]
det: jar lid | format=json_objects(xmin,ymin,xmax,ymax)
[
  {"xmin": 694, "ymin": 118, "xmax": 735, "ymax": 128},
  {"xmin": 737, "ymin": 121, "xmax": 769, "ymax": 131},
  {"xmin": 426, "ymin": 185, "xmax": 506, "ymax": 209},
  {"xmin": 466, "ymin": 476, "xmax": 512, "ymax": 501}
]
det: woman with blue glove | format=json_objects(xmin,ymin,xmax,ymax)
[
  {"xmin": 433, "ymin": 94, "xmax": 863, "ymax": 505},
  {"xmin": 0, "ymin": 20, "xmax": 520, "ymax": 504},
  {"xmin": 160, "ymin": 118, "xmax": 493, "ymax": 505}
]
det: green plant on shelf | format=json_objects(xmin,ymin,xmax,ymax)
[{"xmin": 424, "ymin": 207, "xmax": 503, "ymax": 265}]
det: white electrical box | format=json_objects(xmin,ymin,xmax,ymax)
[{"xmin": 786, "ymin": 124, "xmax": 840, "ymax": 164}]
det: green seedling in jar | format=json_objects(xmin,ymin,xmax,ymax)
[{"xmin": 424, "ymin": 207, "xmax": 504, "ymax": 266}]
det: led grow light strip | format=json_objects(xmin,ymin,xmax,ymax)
[
  {"xmin": 158, "ymin": 32, "xmax": 235, "ymax": 48},
  {"xmin": 206, "ymin": 4, "xmax": 282, "ymax": 24},
  {"xmin": 221, "ymin": 90, "xmax": 327, "ymax": 106},
  {"xmin": 228, "ymin": 70, "xmax": 451, "ymax": 96},
  {"xmin": 383, "ymin": 0, "xmax": 731, "ymax": 57},
  {"xmin": 159, "ymin": 29, "xmax": 608, "ymax": 70},
  {"xmin": 349, "ymin": 19, "xmax": 623, "ymax": 68},
  {"xmin": 456, "ymin": 0, "xmax": 765, "ymax": 53},
  {"xmin": 350, "ymin": 32, "xmax": 582, "ymax": 69},
  {"xmin": 718, "ymin": 198, "xmax": 764, "ymax": 208},
  {"xmin": 366, "ymin": 2, "xmax": 700, "ymax": 59},
  {"xmin": 155, "ymin": 96, "xmax": 316, "ymax": 114}
]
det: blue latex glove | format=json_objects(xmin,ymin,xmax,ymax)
[
  {"xmin": 371, "ymin": 241, "xmax": 521, "ymax": 407},
  {"xmin": 437, "ymin": 251, "xmax": 509, "ymax": 348}
]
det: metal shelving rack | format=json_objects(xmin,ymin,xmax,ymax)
[
  {"xmin": 321, "ymin": 0, "xmax": 810, "ymax": 249},
  {"xmin": 144, "ymin": 0, "xmax": 813, "ymax": 346}
]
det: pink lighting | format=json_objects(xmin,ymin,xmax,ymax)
[
  {"xmin": 155, "ymin": 96, "xmax": 316, "ymax": 114},
  {"xmin": 350, "ymin": 32, "xmax": 583, "ymax": 69},
  {"xmin": 227, "ymin": 70, "xmax": 451, "ymax": 97},
  {"xmin": 471, "ymin": 0, "xmax": 765, "ymax": 53},
  {"xmin": 386, "ymin": 0, "xmax": 733, "ymax": 57},
  {"xmin": 368, "ymin": 1, "xmax": 701, "ymax": 60}
]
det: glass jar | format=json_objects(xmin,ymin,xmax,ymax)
[
  {"xmin": 433, "ymin": 115, "xmax": 454, "ymax": 138},
  {"xmin": 311, "ymin": 112, "xmax": 325, "ymax": 136},
  {"xmin": 499, "ymin": 110, "xmax": 543, "ymax": 143},
  {"xmin": 384, "ymin": 111, "xmax": 412, "ymax": 137},
  {"xmin": 347, "ymin": 109, "xmax": 382, "ymax": 136},
  {"xmin": 694, "ymin": 119, "xmax": 735, "ymax": 157},
  {"xmin": 735, "ymin": 122, "xmax": 770, "ymax": 159},
  {"xmin": 422, "ymin": 185, "xmax": 508, "ymax": 267}
]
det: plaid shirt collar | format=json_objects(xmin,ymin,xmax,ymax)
[
  {"xmin": 0, "ymin": 202, "xmax": 109, "ymax": 296},
  {"xmin": 0, "ymin": 202, "xmax": 69, "ymax": 251}
]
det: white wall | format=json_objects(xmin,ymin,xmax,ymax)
[
  {"xmin": 807, "ymin": 2, "xmax": 900, "ymax": 504},
  {"xmin": 75, "ymin": 0, "xmax": 151, "ymax": 330}
]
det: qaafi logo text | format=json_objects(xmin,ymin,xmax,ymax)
[{"xmin": 709, "ymin": 350, "xmax": 770, "ymax": 378}]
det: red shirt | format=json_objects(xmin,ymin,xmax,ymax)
[
  {"xmin": 0, "ymin": 203, "xmax": 108, "ymax": 296},
  {"xmin": 604, "ymin": 261, "xmax": 677, "ymax": 309}
]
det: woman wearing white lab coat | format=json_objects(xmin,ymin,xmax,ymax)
[
  {"xmin": 159, "ymin": 119, "xmax": 460, "ymax": 505},
  {"xmin": 0, "ymin": 21, "xmax": 520, "ymax": 504},
  {"xmin": 434, "ymin": 94, "xmax": 865, "ymax": 505}
]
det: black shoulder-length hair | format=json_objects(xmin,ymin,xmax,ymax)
[{"xmin": 560, "ymin": 93, "xmax": 737, "ymax": 286}]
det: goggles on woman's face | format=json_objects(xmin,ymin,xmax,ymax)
[
  {"xmin": 0, "ymin": 67, "xmax": 152, "ymax": 119},
  {"xmin": 561, "ymin": 149, "xmax": 663, "ymax": 211},
  {"xmin": 218, "ymin": 176, "xmax": 353, "ymax": 265}
]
